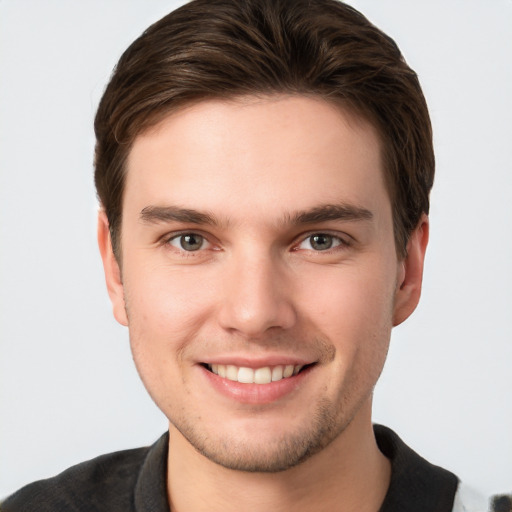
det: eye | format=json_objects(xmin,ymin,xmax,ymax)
[
  {"xmin": 167, "ymin": 233, "xmax": 210, "ymax": 252},
  {"xmin": 297, "ymin": 233, "xmax": 345, "ymax": 251}
]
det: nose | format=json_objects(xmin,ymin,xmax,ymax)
[{"xmin": 217, "ymin": 252, "xmax": 297, "ymax": 338}]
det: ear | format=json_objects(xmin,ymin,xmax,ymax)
[
  {"xmin": 392, "ymin": 214, "xmax": 429, "ymax": 326},
  {"xmin": 97, "ymin": 210, "xmax": 128, "ymax": 326}
]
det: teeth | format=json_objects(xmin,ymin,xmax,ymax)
[
  {"xmin": 254, "ymin": 367, "xmax": 272, "ymax": 384},
  {"xmin": 271, "ymin": 366, "xmax": 283, "ymax": 381},
  {"xmin": 283, "ymin": 365, "xmax": 294, "ymax": 378},
  {"xmin": 209, "ymin": 364, "xmax": 304, "ymax": 384},
  {"xmin": 237, "ymin": 367, "xmax": 254, "ymax": 384},
  {"xmin": 226, "ymin": 365, "xmax": 238, "ymax": 381}
]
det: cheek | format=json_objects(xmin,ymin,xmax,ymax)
[
  {"xmin": 121, "ymin": 262, "xmax": 220, "ymax": 387},
  {"xmin": 124, "ymin": 261, "xmax": 216, "ymax": 331},
  {"xmin": 302, "ymin": 261, "xmax": 396, "ymax": 328},
  {"xmin": 122, "ymin": 268, "xmax": 205, "ymax": 408},
  {"xmin": 299, "ymin": 261, "xmax": 396, "ymax": 373}
]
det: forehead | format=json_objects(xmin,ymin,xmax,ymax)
[{"xmin": 124, "ymin": 95, "xmax": 389, "ymax": 224}]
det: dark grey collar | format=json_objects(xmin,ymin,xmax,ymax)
[
  {"xmin": 375, "ymin": 424, "xmax": 458, "ymax": 512},
  {"xmin": 134, "ymin": 432, "xmax": 170, "ymax": 512}
]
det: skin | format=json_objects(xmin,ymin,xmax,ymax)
[{"xmin": 98, "ymin": 95, "xmax": 428, "ymax": 512}]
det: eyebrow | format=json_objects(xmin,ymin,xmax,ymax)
[
  {"xmin": 287, "ymin": 203, "xmax": 373, "ymax": 225},
  {"xmin": 139, "ymin": 203, "xmax": 373, "ymax": 227},
  {"xmin": 140, "ymin": 205, "xmax": 218, "ymax": 225}
]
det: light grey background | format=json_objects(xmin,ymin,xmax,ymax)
[{"xmin": 1, "ymin": 0, "xmax": 511, "ymax": 500}]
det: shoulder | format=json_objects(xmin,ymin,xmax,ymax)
[
  {"xmin": 375, "ymin": 424, "xmax": 460, "ymax": 512},
  {"xmin": 375, "ymin": 425, "xmax": 503, "ymax": 512},
  {"xmin": 1, "ymin": 443, "xmax": 155, "ymax": 512}
]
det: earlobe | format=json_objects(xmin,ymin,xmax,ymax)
[
  {"xmin": 392, "ymin": 215, "xmax": 429, "ymax": 326},
  {"xmin": 97, "ymin": 210, "xmax": 129, "ymax": 326}
]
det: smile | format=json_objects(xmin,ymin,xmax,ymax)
[{"xmin": 206, "ymin": 364, "xmax": 305, "ymax": 384}]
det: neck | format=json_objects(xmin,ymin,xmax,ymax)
[{"xmin": 166, "ymin": 403, "xmax": 391, "ymax": 512}]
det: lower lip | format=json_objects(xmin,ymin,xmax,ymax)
[{"xmin": 200, "ymin": 365, "xmax": 314, "ymax": 404}]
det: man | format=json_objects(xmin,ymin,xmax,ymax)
[{"xmin": 1, "ymin": 0, "xmax": 476, "ymax": 510}]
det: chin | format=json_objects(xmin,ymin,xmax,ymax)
[{"xmin": 170, "ymin": 396, "xmax": 350, "ymax": 473}]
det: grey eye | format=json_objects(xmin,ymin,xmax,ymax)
[
  {"xmin": 169, "ymin": 233, "xmax": 206, "ymax": 251},
  {"xmin": 180, "ymin": 234, "xmax": 204, "ymax": 251},
  {"xmin": 309, "ymin": 234, "xmax": 334, "ymax": 251}
]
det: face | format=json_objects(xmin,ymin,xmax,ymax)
[{"xmin": 99, "ymin": 95, "xmax": 427, "ymax": 472}]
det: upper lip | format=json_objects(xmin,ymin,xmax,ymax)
[{"xmin": 199, "ymin": 355, "xmax": 315, "ymax": 368}]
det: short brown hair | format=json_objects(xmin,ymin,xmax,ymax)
[{"xmin": 94, "ymin": 0, "xmax": 434, "ymax": 259}]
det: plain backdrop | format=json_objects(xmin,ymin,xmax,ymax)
[{"xmin": 1, "ymin": 0, "xmax": 511, "ymax": 501}]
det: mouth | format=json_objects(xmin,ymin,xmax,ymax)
[{"xmin": 202, "ymin": 363, "xmax": 314, "ymax": 384}]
